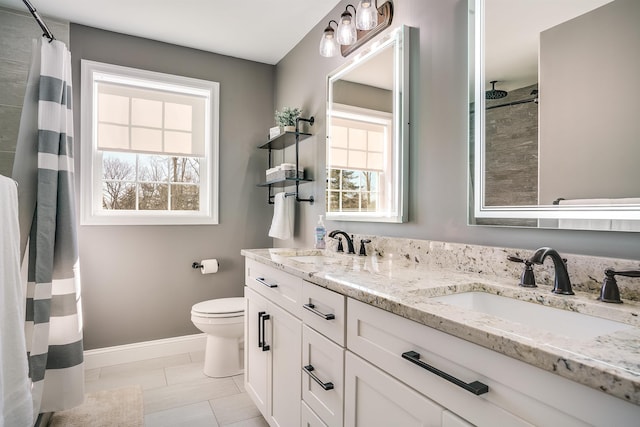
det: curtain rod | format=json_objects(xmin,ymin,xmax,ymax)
[{"xmin": 22, "ymin": 0, "xmax": 55, "ymax": 42}]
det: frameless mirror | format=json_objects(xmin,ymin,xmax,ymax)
[
  {"xmin": 326, "ymin": 25, "xmax": 409, "ymax": 222},
  {"xmin": 470, "ymin": 0, "xmax": 640, "ymax": 231}
]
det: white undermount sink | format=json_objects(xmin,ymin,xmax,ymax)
[
  {"xmin": 431, "ymin": 292, "xmax": 633, "ymax": 340},
  {"xmin": 287, "ymin": 255, "xmax": 342, "ymax": 264}
]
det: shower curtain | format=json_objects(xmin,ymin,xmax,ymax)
[{"xmin": 12, "ymin": 38, "xmax": 84, "ymax": 417}]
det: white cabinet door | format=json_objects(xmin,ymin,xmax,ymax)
[
  {"xmin": 442, "ymin": 411, "xmax": 474, "ymax": 427},
  {"xmin": 269, "ymin": 300, "xmax": 302, "ymax": 427},
  {"xmin": 245, "ymin": 287, "xmax": 269, "ymax": 417},
  {"xmin": 245, "ymin": 286, "xmax": 302, "ymax": 427},
  {"xmin": 345, "ymin": 351, "xmax": 444, "ymax": 427}
]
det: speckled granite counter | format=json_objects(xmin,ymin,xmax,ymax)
[{"xmin": 241, "ymin": 246, "xmax": 640, "ymax": 406}]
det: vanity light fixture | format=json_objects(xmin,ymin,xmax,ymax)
[
  {"xmin": 356, "ymin": 0, "xmax": 378, "ymax": 30},
  {"xmin": 319, "ymin": 20, "xmax": 340, "ymax": 57},
  {"xmin": 319, "ymin": 0, "xmax": 394, "ymax": 58},
  {"xmin": 337, "ymin": 5, "xmax": 357, "ymax": 45}
]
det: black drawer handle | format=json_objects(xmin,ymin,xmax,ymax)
[
  {"xmin": 303, "ymin": 303, "xmax": 335, "ymax": 320},
  {"xmin": 260, "ymin": 312, "xmax": 270, "ymax": 351},
  {"xmin": 257, "ymin": 311, "xmax": 264, "ymax": 349},
  {"xmin": 256, "ymin": 277, "xmax": 278, "ymax": 288},
  {"xmin": 303, "ymin": 365, "xmax": 334, "ymax": 390},
  {"xmin": 401, "ymin": 351, "xmax": 489, "ymax": 395}
]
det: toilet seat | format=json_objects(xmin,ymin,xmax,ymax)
[{"xmin": 191, "ymin": 297, "xmax": 245, "ymax": 318}]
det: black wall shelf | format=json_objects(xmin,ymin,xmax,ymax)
[{"xmin": 258, "ymin": 117, "xmax": 315, "ymax": 204}]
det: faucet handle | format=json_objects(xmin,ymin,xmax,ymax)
[
  {"xmin": 507, "ymin": 255, "xmax": 537, "ymax": 288},
  {"xmin": 359, "ymin": 239, "xmax": 372, "ymax": 256},
  {"xmin": 599, "ymin": 269, "xmax": 640, "ymax": 303},
  {"xmin": 336, "ymin": 237, "xmax": 344, "ymax": 253}
]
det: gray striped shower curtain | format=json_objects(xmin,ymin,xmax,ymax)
[{"xmin": 12, "ymin": 38, "xmax": 84, "ymax": 416}]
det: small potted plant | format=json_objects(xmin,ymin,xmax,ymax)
[{"xmin": 275, "ymin": 107, "xmax": 302, "ymax": 133}]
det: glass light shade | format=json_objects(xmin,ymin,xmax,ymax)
[
  {"xmin": 337, "ymin": 11, "xmax": 357, "ymax": 45},
  {"xmin": 356, "ymin": 0, "xmax": 378, "ymax": 31},
  {"xmin": 319, "ymin": 27, "xmax": 339, "ymax": 57}
]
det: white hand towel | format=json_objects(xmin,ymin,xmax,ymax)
[
  {"xmin": 0, "ymin": 174, "xmax": 34, "ymax": 427},
  {"xmin": 269, "ymin": 192, "xmax": 294, "ymax": 240}
]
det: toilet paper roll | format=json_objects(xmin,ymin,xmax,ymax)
[{"xmin": 199, "ymin": 259, "xmax": 219, "ymax": 274}]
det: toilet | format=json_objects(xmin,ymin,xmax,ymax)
[{"xmin": 191, "ymin": 297, "xmax": 245, "ymax": 378}]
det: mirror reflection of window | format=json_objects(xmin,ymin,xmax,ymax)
[{"xmin": 326, "ymin": 109, "xmax": 391, "ymax": 214}]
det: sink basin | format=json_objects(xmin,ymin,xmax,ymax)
[
  {"xmin": 431, "ymin": 292, "xmax": 633, "ymax": 340},
  {"xmin": 288, "ymin": 255, "xmax": 342, "ymax": 264}
]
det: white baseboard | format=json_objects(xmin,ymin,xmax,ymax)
[{"xmin": 83, "ymin": 333, "xmax": 207, "ymax": 370}]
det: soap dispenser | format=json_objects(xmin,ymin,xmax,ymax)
[{"xmin": 314, "ymin": 215, "xmax": 326, "ymax": 249}]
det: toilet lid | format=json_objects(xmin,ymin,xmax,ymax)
[{"xmin": 192, "ymin": 297, "xmax": 245, "ymax": 315}]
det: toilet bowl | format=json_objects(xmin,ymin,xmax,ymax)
[{"xmin": 191, "ymin": 297, "xmax": 245, "ymax": 378}]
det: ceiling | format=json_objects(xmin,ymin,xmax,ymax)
[{"xmin": 0, "ymin": 0, "xmax": 342, "ymax": 64}]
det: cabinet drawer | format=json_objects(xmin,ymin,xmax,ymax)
[
  {"xmin": 344, "ymin": 351, "xmax": 444, "ymax": 427},
  {"xmin": 302, "ymin": 281, "xmax": 346, "ymax": 346},
  {"xmin": 245, "ymin": 258, "xmax": 303, "ymax": 317},
  {"xmin": 347, "ymin": 298, "xmax": 534, "ymax": 427},
  {"xmin": 302, "ymin": 401, "xmax": 329, "ymax": 427},
  {"xmin": 302, "ymin": 325, "xmax": 344, "ymax": 427}
]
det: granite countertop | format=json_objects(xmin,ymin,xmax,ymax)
[{"xmin": 241, "ymin": 247, "xmax": 640, "ymax": 406}]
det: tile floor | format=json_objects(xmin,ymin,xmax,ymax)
[{"xmin": 85, "ymin": 351, "xmax": 268, "ymax": 427}]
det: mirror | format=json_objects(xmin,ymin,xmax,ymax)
[
  {"xmin": 470, "ymin": 0, "xmax": 640, "ymax": 231},
  {"xmin": 326, "ymin": 26, "xmax": 408, "ymax": 222}
]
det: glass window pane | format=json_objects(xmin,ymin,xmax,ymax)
[
  {"xmin": 328, "ymin": 168, "xmax": 341, "ymax": 190},
  {"xmin": 170, "ymin": 157, "xmax": 200, "ymax": 183},
  {"xmin": 362, "ymin": 171, "xmax": 378, "ymax": 192},
  {"xmin": 139, "ymin": 183, "xmax": 168, "ymax": 210},
  {"xmin": 131, "ymin": 98, "xmax": 162, "ymax": 128},
  {"xmin": 98, "ymin": 123, "xmax": 129, "ymax": 150},
  {"xmin": 131, "ymin": 127, "xmax": 162, "ymax": 153},
  {"xmin": 342, "ymin": 192, "xmax": 360, "ymax": 211},
  {"xmin": 138, "ymin": 155, "xmax": 169, "ymax": 182},
  {"xmin": 171, "ymin": 184, "xmax": 199, "ymax": 211},
  {"xmin": 341, "ymin": 170, "xmax": 361, "ymax": 190},
  {"xmin": 102, "ymin": 182, "xmax": 136, "ymax": 210},
  {"xmin": 98, "ymin": 93, "xmax": 129, "ymax": 124},
  {"xmin": 102, "ymin": 152, "xmax": 136, "ymax": 180},
  {"xmin": 362, "ymin": 193, "xmax": 377, "ymax": 212},
  {"xmin": 165, "ymin": 103, "xmax": 192, "ymax": 131},
  {"xmin": 327, "ymin": 190, "xmax": 340, "ymax": 212}
]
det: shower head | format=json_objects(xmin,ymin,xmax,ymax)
[{"xmin": 486, "ymin": 80, "xmax": 508, "ymax": 100}]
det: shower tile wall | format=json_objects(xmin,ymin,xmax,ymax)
[{"xmin": 0, "ymin": 7, "xmax": 69, "ymax": 177}]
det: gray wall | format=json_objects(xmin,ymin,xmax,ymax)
[
  {"xmin": 0, "ymin": 7, "xmax": 69, "ymax": 176},
  {"xmin": 273, "ymin": 0, "xmax": 639, "ymax": 259},
  {"xmin": 69, "ymin": 25, "xmax": 275, "ymax": 349},
  {"xmin": 539, "ymin": 0, "xmax": 640, "ymax": 204},
  {"xmin": 333, "ymin": 80, "xmax": 393, "ymax": 113}
]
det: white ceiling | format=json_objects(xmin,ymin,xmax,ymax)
[{"xmin": 0, "ymin": 0, "xmax": 342, "ymax": 64}]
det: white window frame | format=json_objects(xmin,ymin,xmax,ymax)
[{"xmin": 80, "ymin": 60, "xmax": 219, "ymax": 225}]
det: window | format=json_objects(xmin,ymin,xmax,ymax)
[
  {"xmin": 326, "ymin": 107, "xmax": 392, "ymax": 215},
  {"xmin": 81, "ymin": 60, "xmax": 219, "ymax": 225}
]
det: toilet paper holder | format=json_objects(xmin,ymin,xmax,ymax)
[{"xmin": 192, "ymin": 261, "xmax": 221, "ymax": 269}]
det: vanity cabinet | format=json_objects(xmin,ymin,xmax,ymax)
[{"xmin": 244, "ymin": 257, "xmax": 638, "ymax": 427}]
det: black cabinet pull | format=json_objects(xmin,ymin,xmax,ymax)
[
  {"xmin": 303, "ymin": 303, "xmax": 335, "ymax": 320},
  {"xmin": 401, "ymin": 351, "xmax": 489, "ymax": 395},
  {"xmin": 261, "ymin": 312, "xmax": 270, "ymax": 351},
  {"xmin": 256, "ymin": 277, "xmax": 278, "ymax": 288},
  {"xmin": 303, "ymin": 365, "xmax": 334, "ymax": 390},
  {"xmin": 257, "ymin": 311, "xmax": 264, "ymax": 348}
]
